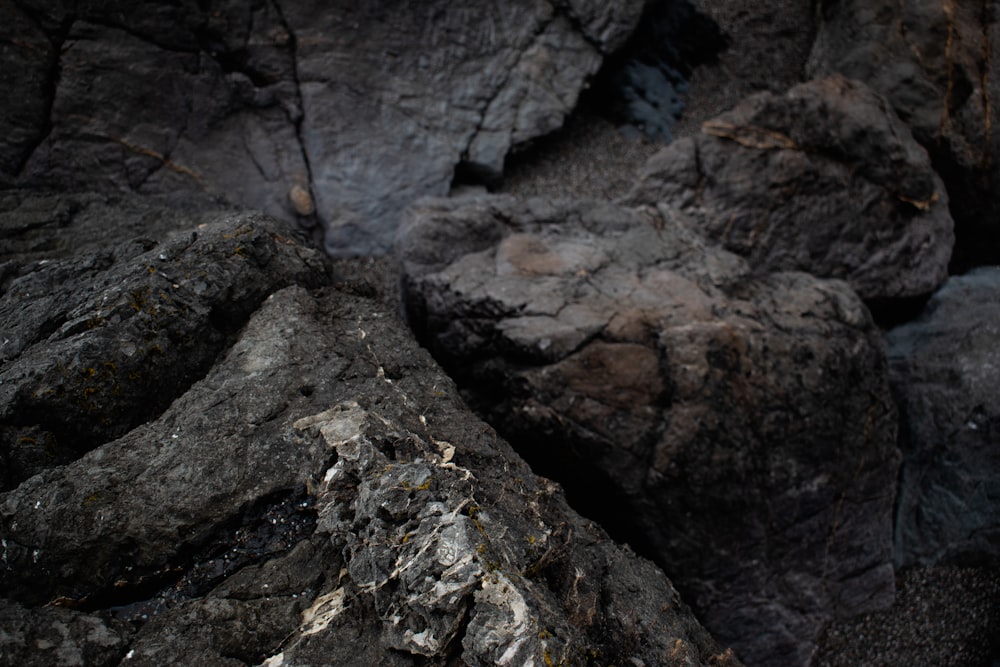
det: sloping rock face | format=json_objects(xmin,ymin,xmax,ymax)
[
  {"xmin": 887, "ymin": 267, "xmax": 1000, "ymax": 568},
  {"xmin": 626, "ymin": 75, "xmax": 954, "ymax": 300},
  {"xmin": 0, "ymin": 0, "xmax": 643, "ymax": 255},
  {"xmin": 1, "ymin": 198, "xmax": 328, "ymax": 489},
  {"xmin": 397, "ymin": 195, "xmax": 901, "ymax": 667},
  {"xmin": 0, "ymin": 205, "xmax": 737, "ymax": 666},
  {"xmin": 807, "ymin": 0, "xmax": 1000, "ymax": 270}
]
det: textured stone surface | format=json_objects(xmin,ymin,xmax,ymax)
[
  {"xmin": 1, "ymin": 204, "xmax": 736, "ymax": 666},
  {"xmin": 397, "ymin": 194, "xmax": 901, "ymax": 667},
  {"xmin": 807, "ymin": 0, "xmax": 1000, "ymax": 270},
  {"xmin": 887, "ymin": 267, "xmax": 1000, "ymax": 568},
  {"xmin": 0, "ymin": 207, "xmax": 327, "ymax": 489},
  {"xmin": 1, "ymin": 0, "xmax": 644, "ymax": 255},
  {"xmin": 627, "ymin": 75, "xmax": 954, "ymax": 300}
]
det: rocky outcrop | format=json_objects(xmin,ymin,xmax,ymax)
[
  {"xmin": 397, "ymin": 194, "xmax": 901, "ymax": 667},
  {"xmin": 887, "ymin": 267, "xmax": 1000, "ymax": 568},
  {"xmin": 1, "ymin": 203, "xmax": 737, "ymax": 666},
  {"xmin": 1, "ymin": 200, "xmax": 328, "ymax": 489},
  {"xmin": 627, "ymin": 75, "xmax": 954, "ymax": 300},
  {"xmin": 807, "ymin": 0, "xmax": 1000, "ymax": 270},
  {"xmin": 1, "ymin": 0, "xmax": 644, "ymax": 255}
]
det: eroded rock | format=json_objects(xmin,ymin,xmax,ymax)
[
  {"xmin": 887, "ymin": 267, "xmax": 1000, "ymax": 568},
  {"xmin": 0, "ymin": 206, "xmax": 328, "ymax": 488},
  {"xmin": 807, "ymin": 0, "xmax": 1000, "ymax": 270},
  {"xmin": 627, "ymin": 75, "xmax": 954, "ymax": 300},
  {"xmin": 1, "ymin": 0, "xmax": 645, "ymax": 255},
  {"xmin": 1, "ymin": 208, "xmax": 736, "ymax": 666},
  {"xmin": 397, "ymin": 194, "xmax": 901, "ymax": 667}
]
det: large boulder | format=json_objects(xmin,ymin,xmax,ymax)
[
  {"xmin": 0, "ymin": 203, "xmax": 737, "ymax": 666},
  {"xmin": 807, "ymin": 0, "xmax": 1000, "ymax": 270},
  {"xmin": 1, "ymin": 0, "xmax": 644, "ymax": 255},
  {"xmin": 887, "ymin": 267, "xmax": 1000, "ymax": 568},
  {"xmin": 397, "ymin": 194, "xmax": 901, "ymax": 667},
  {"xmin": 626, "ymin": 75, "xmax": 954, "ymax": 300}
]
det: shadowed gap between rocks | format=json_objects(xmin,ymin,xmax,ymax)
[{"xmin": 66, "ymin": 485, "xmax": 318, "ymax": 622}]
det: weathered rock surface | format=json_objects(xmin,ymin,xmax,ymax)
[
  {"xmin": 397, "ymin": 194, "xmax": 901, "ymax": 667},
  {"xmin": 627, "ymin": 75, "xmax": 954, "ymax": 300},
  {"xmin": 1, "ymin": 0, "xmax": 644, "ymax": 255},
  {"xmin": 0, "ymin": 205, "xmax": 327, "ymax": 489},
  {"xmin": 807, "ymin": 0, "xmax": 1000, "ymax": 270},
  {"xmin": 1, "ymin": 204, "xmax": 737, "ymax": 666},
  {"xmin": 887, "ymin": 267, "xmax": 1000, "ymax": 568}
]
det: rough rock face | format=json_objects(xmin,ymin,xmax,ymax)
[
  {"xmin": 807, "ymin": 0, "xmax": 1000, "ymax": 270},
  {"xmin": 397, "ymin": 194, "xmax": 901, "ymax": 667},
  {"xmin": 0, "ymin": 202, "xmax": 328, "ymax": 489},
  {"xmin": 1, "ymin": 0, "xmax": 643, "ymax": 255},
  {"xmin": 0, "ymin": 204, "xmax": 737, "ymax": 666},
  {"xmin": 627, "ymin": 75, "xmax": 954, "ymax": 300},
  {"xmin": 887, "ymin": 267, "xmax": 1000, "ymax": 568}
]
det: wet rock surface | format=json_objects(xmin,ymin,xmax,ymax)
[
  {"xmin": 1, "ymin": 204, "xmax": 737, "ymax": 666},
  {"xmin": 397, "ymin": 194, "xmax": 901, "ymax": 667},
  {"xmin": 887, "ymin": 267, "xmax": 1000, "ymax": 568},
  {"xmin": 627, "ymin": 75, "xmax": 954, "ymax": 300}
]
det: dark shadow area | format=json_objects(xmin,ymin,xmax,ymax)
[{"xmin": 585, "ymin": 0, "xmax": 728, "ymax": 142}]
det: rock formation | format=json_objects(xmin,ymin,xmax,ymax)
[
  {"xmin": 3, "ymin": 1, "xmax": 999, "ymax": 665},
  {"xmin": 1, "ymin": 206, "xmax": 736, "ymax": 666},
  {"xmin": 1, "ymin": 0, "xmax": 644, "ymax": 255},
  {"xmin": 887, "ymin": 267, "xmax": 1000, "ymax": 568},
  {"xmin": 807, "ymin": 0, "xmax": 1000, "ymax": 271},
  {"xmin": 626, "ymin": 75, "xmax": 954, "ymax": 300},
  {"xmin": 397, "ymin": 194, "xmax": 900, "ymax": 667}
]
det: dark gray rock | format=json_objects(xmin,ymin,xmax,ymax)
[
  {"xmin": 887, "ymin": 267, "xmax": 1000, "ymax": 568},
  {"xmin": 0, "ymin": 597, "xmax": 130, "ymax": 667},
  {"xmin": 627, "ymin": 75, "xmax": 954, "ymax": 300},
  {"xmin": 0, "ymin": 206, "xmax": 327, "ymax": 489},
  {"xmin": 1, "ymin": 204, "xmax": 736, "ymax": 666},
  {"xmin": 807, "ymin": 0, "xmax": 1000, "ymax": 270},
  {"xmin": 2, "ymin": 0, "xmax": 644, "ymax": 255},
  {"xmin": 8, "ymin": 12, "xmax": 313, "ymax": 227},
  {"xmin": 397, "ymin": 194, "xmax": 901, "ymax": 667},
  {"xmin": 0, "ymin": 2, "xmax": 55, "ymax": 177}
]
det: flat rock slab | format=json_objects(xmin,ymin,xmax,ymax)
[
  {"xmin": 887, "ymin": 267, "xmax": 1000, "ymax": 568},
  {"xmin": 0, "ymin": 204, "xmax": 735, "ymax": 666},
  {"xmin": 627, "ymin": 75, "xmax": 953, "ymax": 300},
  {"xmin": 397, "ymin": 194, "xmax": 901, "ymax": 667}
]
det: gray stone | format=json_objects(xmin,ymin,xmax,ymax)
[
  {"xmin": 807, "ymin": 0, "xmax": 1000, "ymax": 269},
  {"xmin": 627, "ymin": 75, "xmax": 954, "ymax": 300},
  {"xmin": 0, "ymin": 2, "xmax": 55, "ymax": 176},
  {"xmin": 887, "ymin": 267, "xmax": 1000, "ymax": 568},
  {"xmin": 0, "ymin": 207, "xmax": 328, "ymax": 488},
  {"xmin": 2, "ymin": 0, "xmax": 644, "ymax": 255},
  {"xmin": 397, "ymin": 194, "xmax": 901, "ymax": 667},
  {"xmin": 0, "ymin": 598, "xmax": 130, "ymax": 667},
  {"xmin": 1, "ymin": 204, "xmax": 735, "ymax": 666}
]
